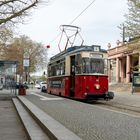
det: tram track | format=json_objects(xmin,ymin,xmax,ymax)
[
  {"xmin": 26, "ymin": 91, "xmax": 140, "ymax": 140},
  {"xmin": 29, "ymin": 90, "xmax": 140, "ymax": 118},
  {"xmin": 92, "ymin": 101, "xmax": 140, "ymax": 118}
]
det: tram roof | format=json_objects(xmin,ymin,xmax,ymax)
[{"xmin": 50, "ymin": 45, "xmax": 107, "ymax": 61}]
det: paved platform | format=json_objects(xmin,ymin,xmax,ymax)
[{"xmin": 0, "ymin": 100, "xmax": 28, "ymax": 140}]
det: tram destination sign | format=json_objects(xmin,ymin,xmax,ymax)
[{"xmin": 90, "ymin": 53, "xmax": 103, "ymax": 58}]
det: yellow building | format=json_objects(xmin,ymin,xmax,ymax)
[{"xmin": 107, "ymin": 38, "xmax": 140, "ymax": 83}]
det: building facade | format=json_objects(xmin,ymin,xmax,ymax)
[{"xmin": 107, "ymin": 38, "xmax": 140, "ymax": 83}]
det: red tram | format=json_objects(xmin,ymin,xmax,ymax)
[{"xmin": 47, "ymin": 45, "xmax": 114, "ymax": 100}]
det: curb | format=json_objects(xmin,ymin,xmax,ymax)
[
  {"xmin": 17, "ymin": 96, "xmax": 82, "ymax": 140},
  {"xmin": 12, "ymin": 98, "xmax": 50, "ymax": 140}
]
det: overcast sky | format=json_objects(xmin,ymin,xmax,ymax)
[{"xmin": 18, "ymin": 0, "xmax": 128, "ymax": 58}]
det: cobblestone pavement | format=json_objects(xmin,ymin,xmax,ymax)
[
  {"xmin": 25, "ymin": 90, "xmax": 140, "ymax": 140},
  {"xmin": 99, "ymin": 91, "xmax": 140, "ymax": 112}
]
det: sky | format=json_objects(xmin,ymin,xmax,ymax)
[{"xmin": 18, "ymin": 0, "xmax": 128, "ymax": 59}]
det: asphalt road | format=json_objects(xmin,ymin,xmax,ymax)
[{"xmin": 25, "ymin": 89, "xmax": 140, "ymax": 140}]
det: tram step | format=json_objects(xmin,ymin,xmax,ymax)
[
  {"xmin": 12, "ymin": 98, "xmax": 51, "ymax": 140},
  {"xmin": 16, "ymin": 96, "xmax": 82, "ymax": 140}
]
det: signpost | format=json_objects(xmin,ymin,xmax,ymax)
[
  {"xmin": 132, "ymin": 71, "xmax": 140, "ymax": 94},
  {"xmin": 23, "ymin": 51, "xmax": 29, "ymax": 82},
  {"xmin": 23, "ymin": 59, "xmax": 29, "ymax": 67}
]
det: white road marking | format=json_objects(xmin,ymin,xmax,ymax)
[
  {"xmin": 94, "ymin": 105, "xmax": 140, "ymax": 119},
  {"xmin": 30, "ymin": 92, "xmax": 64, "ymax": 101}
]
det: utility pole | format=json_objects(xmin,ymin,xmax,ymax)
[{"xmin": 122, "ymin": 24, "xmax": 125, "ymax": 43}]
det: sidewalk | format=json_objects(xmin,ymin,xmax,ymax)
[
  {"xmin": 0, "ymin": 89, "xmax": 28, "ymax": 140},
  {"xmin": 0, "ymin": 99, "xmax": 28, "ymax": 140},
  {"xmin": 102, "ymin": 91, "xmax": 140, "ymax": 113}
]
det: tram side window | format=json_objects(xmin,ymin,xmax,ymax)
[
  {"xmin": 56, "ymin": 62, "xmax": 65, "ymax": 76},
  {"xmin": 75, "ymin": 54, "xmax": 82, "ymax": 74},
  {"xmin": 48, "ymin": 65, "xmax": 52, "ymax": 76},
  {"xmin": 82, "ymin": 58, "xmax": 90, "ymax": 73},
  {"xmin": 52, "ymin": 65, "xmax": 56, "ymax": 76},
  {"xmin": 56, "ymin": 65, "xmax": 60, "ymax": 75},
  {"xmin": 48, "ymin": 61, "xmax": 65, "ymax": 77},
  {"xmin": 60, "ymin": 62, "xmax": 65, "ymax": 75}
]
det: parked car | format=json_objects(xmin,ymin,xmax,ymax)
[
  {"xmin": 16, "ymin": 82, "xmax": 29, "ymax": 89},
  {"xmin": 40, "ymin": 81, "xmax": 47, "ymax": 92},
  {"xmin": 35, "ymin": 84, "xmax": 41, "ymax": 89}
]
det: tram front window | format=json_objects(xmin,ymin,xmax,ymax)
[
  {"xmin": 82, "ymin": 58, "xmax": 90, "ymax": 73},
  {"xmin": 82, "ymin": 58, "xmax": 105, "ymax": 74}
]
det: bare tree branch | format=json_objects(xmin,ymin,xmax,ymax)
[{"xmin": 0, "ymin": 0, "xmax": 47, "ymax": 26}]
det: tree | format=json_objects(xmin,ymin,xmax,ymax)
[
  {"xmin": 0, "ymin": 26, "xmax": 13, "ymax": 48},
  {"xmin": 0, "ymin": 0, "xmax": 48, "ymax": 56},
  {"xmin": 1, "ymin": 36, "xmax": 47, "ymax": 77},
  {"xmin": 0, "ymin": 0, "xmax": 47, "ymax": 26},
  {"xmin": 0, "ymin": 26, "xmax": 13, "ymax": 44},
  {"xmin": 119, "ymin": 0, "xmax": 140, "ymax": 40},
  {"xmin": 0, "ymin": 26, "xmax": 13, "ymax": 61},
  {"xmin": 129, "ymin": 0, "xmax": 140, "ymax": 8},
  {"xmin": 0, "ymin": 0, "xmax": 49, "ymax": 82}
]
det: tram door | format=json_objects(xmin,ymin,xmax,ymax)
[{"xmin": 70, "ymin": 56, "xmax": 75, "ymax": 97}]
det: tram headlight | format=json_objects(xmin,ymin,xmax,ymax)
[
  {"xmin": 84, "ymin": 92, "xmax": 88, "ymax": 96},
  {"xmin": 94, "ymin": 84, "xmax": 100, "ymax": 89}
]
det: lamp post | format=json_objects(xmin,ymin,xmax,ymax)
[{"xmin": 45, "ymin": 45, "xmax": 50, "ymax": 76}]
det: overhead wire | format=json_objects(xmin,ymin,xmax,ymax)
[
  {"xmin": 70, "ymin": 0, "xmax": 96, "ymax": 25},
  {"xmin": 49, "ymin": 0, "xmax": 96, "ymax": 44}
]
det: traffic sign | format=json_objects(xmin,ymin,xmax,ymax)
[{"xmin": 23, "ymin": 59, "xmax": 29, "ymax": 67}]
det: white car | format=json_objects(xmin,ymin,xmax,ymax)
[
  {"xmin": 40, "ymin": 81, "xmax": 47, "ymax": 92},
  {"xmin": 35, "ymin": 84, "xmax": 41, "ymax": 89}
]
